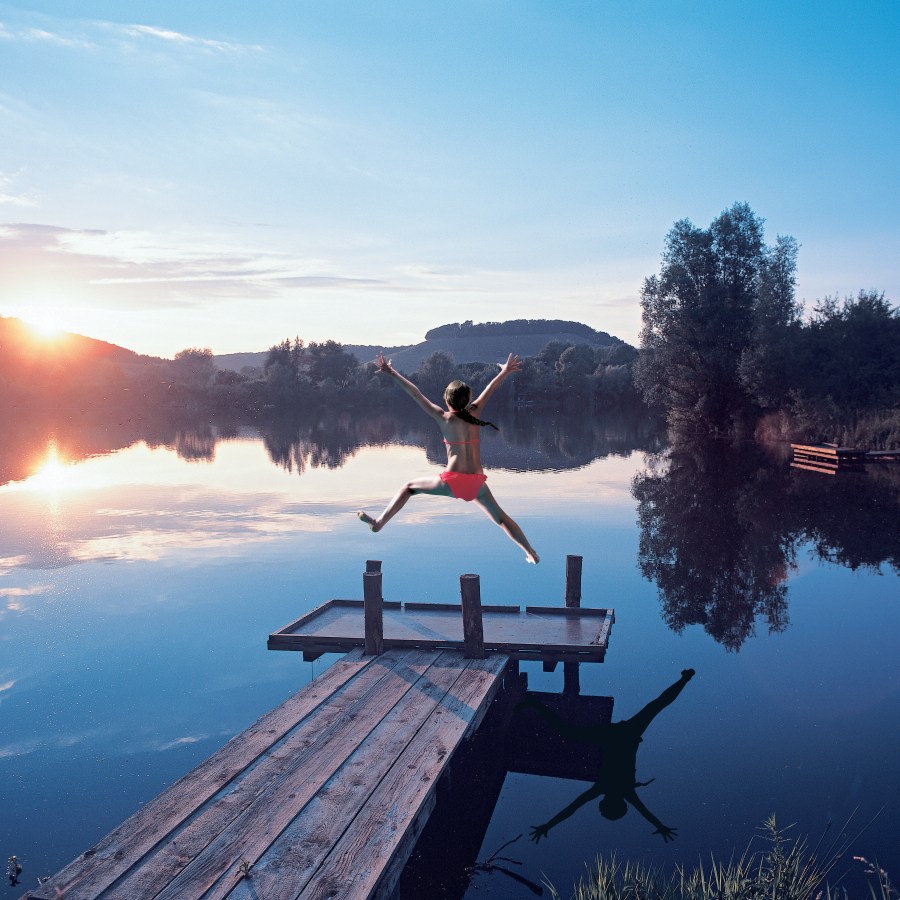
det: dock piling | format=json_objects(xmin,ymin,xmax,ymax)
[
  {"xmin": 565, "ymin": 554, "xmax": 583, "ymax": 608},
  {"xmin": 460, "ymin": 574, "xmax": 485, "ymax": 659},
  {"xmin": 564, "ymin": 554, "xmax": 583, "ymax": 696},
  {"xmin": 363, "ymin": 570, "xmax": 384, "ymax": 656}
]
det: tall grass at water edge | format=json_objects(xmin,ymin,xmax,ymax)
[{"xmin": 546, "ymin": 816, "xmax": 896, "ymax": 900}]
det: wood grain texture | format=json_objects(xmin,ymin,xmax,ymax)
[
  {"xmin": 25, "ymin": 650, "xmax": 376, "ymax": 900},
  {"xmin": 101, "ymin": 649, "xmax": 427, "ymax": 900},
  {"xmin": 295, "ymin": 654, "xmax": 509, "ymax": 900},
  {"xmin": 146, "ymin": 651, "xmax": 442, "ymax": 900},
  {"xmin": 224, "ymin": 652, "xmax": 504, "ymax": 900}
]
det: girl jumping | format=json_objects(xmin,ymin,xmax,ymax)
[{"xmin": 357, "ymin": 353, "xmax": 539, "ymax": 564}]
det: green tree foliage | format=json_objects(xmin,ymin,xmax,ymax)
[
  {"xmin": 172, "ymin": 347, "xmax": 215, "ymax": 388},
  {"xmin": 636, "ymin": 203, "xmax": 799, "ymax": 433},
  {"xmin": 412, "ymin": 350, "xmax": 457, "ymax": 399},
  {"xmin": 795, "ymin": 290, "xmax": 900, "ymax": 410},
  {"xmin": 304, "ymin": 340, "xmax": 358, "ymax": 387}
]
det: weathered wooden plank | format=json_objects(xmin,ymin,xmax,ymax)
[
  {"xmin": 98, "ymin": 649, "xmax": 429, "ymax": 900},
  {"xmin": 790, "ymin": 442, "xmax": 862, "ymax": 457},
  {"xmin": 402, "ymin": 602, "xmax": 521, "ymax": 613},
  {"xmin": 295, "ymin": 654, "xmax": 509, "ymax": 900},
  {"xmin": 224, "ymin": 653, "xmax": 506, "ymax": 900},
  {"xmin": 791, "ymin": 461, "xmax": 839, "ymax": 476},
  {"xmin": 524, "ymin": 606, "xmax": 609, "ymax": 616},
  {"xmin": 145, "ymin": 650, "xmax": 443, "ymax": 900},
  {"xmin": 25, "ymin": 650, "xmax": 378, "ymax": 900}
]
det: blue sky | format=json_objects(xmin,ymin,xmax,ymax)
[{"xmin": 1, "ymin": 1, "xmax": 898, "ymax": 356}]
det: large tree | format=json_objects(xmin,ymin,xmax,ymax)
[{"xmin": 635, "ymin": 203, "xmax": 798, "ymax": 433}]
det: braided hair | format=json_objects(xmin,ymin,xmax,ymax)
[{"xmin": 444, "ymin": 380, "xmax": 499, "ymax": 431}]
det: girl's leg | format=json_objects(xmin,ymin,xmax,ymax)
[
  {"xmin": 473, "ymin": 485, "xmax": 539, "ymax": 564},
  {"xmin": 358, "ymin": 475, "xmax": 451, "ymax": 532}
]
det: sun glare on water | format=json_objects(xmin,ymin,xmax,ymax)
[{"xmin": 27, "ymin": 442, "xmax": 76, "ymax": 494}]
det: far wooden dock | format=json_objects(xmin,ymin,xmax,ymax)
[
  {"xmin": 25, "ymin": 556, "xmax": 613, "ymax": 900},
  {"xmin": 790, "ymin": 442, "xmax": 900, "ymax": 475}
]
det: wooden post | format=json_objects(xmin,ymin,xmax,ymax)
[
  {"xmin": 564, "ymin": 661, "xmax": 581, "ymax": 696},
  {"xmin": 564, "ymin": 555, "xmax": 582, "ymax": 695},
  {"xmin": 363, "ymin": 570, "xmax": 384, "ymax": 656},
  {"xmin": 460, "ymin": 574, "xmax": 485, "ymax": 659},
  {"xmin": 565, "ymin": 555, "xmax": 583, "ymax": 608},
  {"xmin": 366, "ymin": 559, "xmax": 382, "ymax": 573}
]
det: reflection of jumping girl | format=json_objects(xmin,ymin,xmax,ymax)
[
  {"xmin": 357, "ymin": 353, "xmax": 539, "ymax": 563},
  {"xmin": 524, "ymin": 668, "xmax": 695, "ymax": 843}
]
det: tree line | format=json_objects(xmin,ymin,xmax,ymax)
[
  {"xmin": 636, "ymin": 202, "xmax": 900, "ymax": 446},
  {"xmin": 137, "ymin": 334, "xmax": 646, "ymax": 417}
]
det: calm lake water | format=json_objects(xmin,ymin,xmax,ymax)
[{"xmin": 1, "ymin": 409, "xmax": 898, "ymax": 897}]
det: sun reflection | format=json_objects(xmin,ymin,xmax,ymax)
[{"xmin": 28, "ymin": 441, "xmax": 76, "ymax": 494}]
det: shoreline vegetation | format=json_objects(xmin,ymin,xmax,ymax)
[
  {"xmin": 1, "ymin": 207, "xmax": 897, "ymax": 448},
  {"xmin": 547, "ymin": 816, "xmax": 895, "ymax": 900}
]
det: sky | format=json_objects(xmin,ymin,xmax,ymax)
[{"xmin": 1, "ymin": 0, "xmax": 898, "ymax": 357}]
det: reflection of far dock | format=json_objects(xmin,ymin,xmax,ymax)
[
  {"xmin": 27, "ymin": 556, "xmax": 613, "ymax": 900},
  {"xmin": 791, "ymin": 442, "xmax": 900, "ymax": 475}
]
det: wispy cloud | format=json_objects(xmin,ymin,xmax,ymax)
[
  {"xmin": 0, "ymin": 16, "xmax": 263, "ymax": 56},
  {"xmin": 0, "ymin": 222, "xmax": 400, "ymax": 312},
  {"xmin": 107, "ymin": 23, "xmax": 264, "ymax": 55},
  {"xmin": 0, "ymin": 172, "xmax": 38, "ymax": 208}
]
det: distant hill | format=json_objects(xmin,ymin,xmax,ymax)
[
  {"xmin": 214, "ymin": 319, "xmax": 623, "ymax": 373},
  {"xmin": 0, "ymin": 315, "xmax": 142, "ymax": 370}
]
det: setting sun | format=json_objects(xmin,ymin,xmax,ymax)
[{"xmin": 21, "ymin": 308, "xmax": 68, "ymax": 340}]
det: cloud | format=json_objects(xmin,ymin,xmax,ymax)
[
  {"xmin": 0, "ymin": 222, "xmax": 413, "ymax": 315},
  {"xmin": 0, "ymin": 172, "xmax": 38, "ymax": 208},
  {"xmin": 108, "ymin": 23, "xmax": 264, "ymax": 55},
  {"xmin": 0, "ymin": 16, "xmax": 262, "ymax": 56}
]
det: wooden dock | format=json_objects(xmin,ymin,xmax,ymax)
[
  {"xmin": 790, "ymin": 442, "xmax": 866, "ymax": 475},
  {"xmin": 790, "ymin": 442, "xmax": 900, "ymax": 474},
  {"xmin": 25, "ymin": 557, "xmax": 614, "ymax": 900},
  {"xmin": 25, "ymin": 649, "xmax": 511, "ymax": 900}
]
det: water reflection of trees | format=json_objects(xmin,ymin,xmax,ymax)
[
  {"xmin": 0, "ymin": 410, "xmax": 235, "ymax": 486},
  {"xmin": 0, "ymin": 405, "xmax": 665, "ymax": 490},
  {"xmin": 259, "ymin": 406, "xmax": 666, "ymax": 477},
  {"xmin": 633, "ymin": 443, "xmax": 900, "ymax": 650}
]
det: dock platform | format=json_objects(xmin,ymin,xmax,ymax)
[
  {"xmin": 269, "ymin": 599, "xmax": 614, "ymax": 662},
  {"xmin": 25, "ymin": 648, "xmax": 511, "ymax": 900}
]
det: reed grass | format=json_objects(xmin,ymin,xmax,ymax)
[{"xmin": 546, "ymin": 816, "xmax": 895, "ymax": 900}]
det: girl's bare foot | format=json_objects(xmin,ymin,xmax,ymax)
[
  {"xmin": 525, "ymin": 549, "xmax": 539, "ymax": 564},
  {"xmin": 357, "ymin": 511, "xmax": 380, "ymax": 532}
]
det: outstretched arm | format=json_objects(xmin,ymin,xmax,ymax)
[
  {"xmin": 470, "ymin": 353, "xmax": 522, "ymax": 413},
  {"xmin": 624, "ymin": 668, "xmax": 695, "ymax": 736},
  {"xmin": 529, "ymin": 782, "xmax": 603, "ymax": 843},
  {"xmin": 376, "ymin": 353, "xmax": 444, "ymax": 420},
  {"xmin": 625, "ymin": 788, "xmax": 678, "ymax": 842}
]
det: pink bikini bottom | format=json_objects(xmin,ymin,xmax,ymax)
[{"xmin": 440, "ymin": 471, "xmax": 487, "ymax": 502}]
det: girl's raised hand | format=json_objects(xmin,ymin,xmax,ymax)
[
  {"xmin": 376, "ymin": 352, "xmax": 392, "ymax": 373},
  {"xmin": 500, "ymin": 353, "xmax": 522, "ymax": 375}
]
